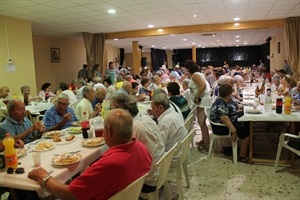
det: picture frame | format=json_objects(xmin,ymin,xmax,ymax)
[
  {"xmin": 277, "ymin": 42, "xmax": 280, "ymax": 54},
  {"xmin": 51, "ymin": 48, "xmax": 60, "ymax": 63}
]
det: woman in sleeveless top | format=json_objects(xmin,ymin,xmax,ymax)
[{"xmin": 185, "ymin": 60, "xmax": 212, "ymax": 150}]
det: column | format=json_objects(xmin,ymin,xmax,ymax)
[
  {"xmin": 192, "ymin": 46, "xmax": 197, "ymax": 62},
  {"xmin": 132, "ymin": 41, "xmax": 141, "ymax": 75}
]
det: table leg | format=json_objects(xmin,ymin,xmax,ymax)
[{"xmin": 249, "ymin": 121, "xmax": 253, "ymax": 164}]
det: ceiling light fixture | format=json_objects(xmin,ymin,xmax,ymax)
[
  {"xmin": 183, "ymin": 38, "xmax": 187, "ymax": 41},
  {"xmin": 234, "ymin": 23, "xmax": 240, "ymax": 26},
  {"xmin": 171, "ymin": 34, "xmax": 175, "ymax": 36},
  {"xmin": 148, "ymin": 24, "xmax": 154, "ymax": 28},
  {"xmin": 192, "ymin": 42, "xmax": 195, "ymax": 45},
  {"xmin": 236, "ymin": 35, "xmax": 240, "ymax": 38},
  {"xmin": 193, "ymin": 15, "xmax": 197, "ymax": 17},
  {"xmin": 108, "ymin": 9, "xmax": 116, "ymax": 14},
  {"xmin": 4, "ymin": 20, "xmax": 16, "ymax": 72},
  {"xmin": 114, "ymin": 38, "xmax": 118, "ymax": 41},
  {"xmin": 233, "ymin": 17, "xmax": 240, "ymax": 21},
  {"xmin": 152, "ymin": 45, "xmax": 155, "ymax": 47},
  {"xmin": 236, "ymin": 40, "xmax": 240, "ymax": 42},
  {"xmin": 158, "ymin": 29, "xmax": 163, "ymax": 32}
]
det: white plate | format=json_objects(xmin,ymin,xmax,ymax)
[
  {"xmin": 81, "ymin": 137, "xmax": 105, "ymax": 147},
  {"xmin": 71, "ymin": 121, "xmax": 82, "ymax": 127},
  {"xmin": 52, "ymin": 153, "xmax": 82, "ymax": 166},
  {"xmin": 67, "ymin": 127, "xmax": 82, "ymax": 134},
  {"xmin": 17, "ymin": 148, "xmax": 27, "ymax": 158},
  {"xmin": 54, "ymin": 136, "xmax": 76, "ymax": 145},
  {"xmin": 32, "ymin": 142, "xmax": 56, "ymax": 152},
  {"xmin": 43, "ymin": 131, "xmax": 64, "ymax": 139},
  {"xmin": 246, "ymin": 109, "xmax": 261, "ymax": 114}
]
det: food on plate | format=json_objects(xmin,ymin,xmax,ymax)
[
  {"xmin": 71, "ymin": 121, "xmax": 81, "ymax": 127},
  {"xmin": 53, "ymin": 135, "xmax": 62, "ymax": 142},
  {"xmin": 44, "ymin": 131, "xmax": 63, "ymax": 138},
  {"xmin": 35, "ymin": 142, "xmax": 54, "ymax": 151},
  {"xmin": 66, "ymin": 135, "xmax": 75, "ymax": 141},
  {"xmin": 53, "ymin": 153, "xmax": 81, "ymax": 165},
  {"xmin": 68, "ymin": 127, "xmax": 82, "ymax": 133},
  {"xmin": 82, "ymin": 137, "xmax": 105, "ymax": 146}
]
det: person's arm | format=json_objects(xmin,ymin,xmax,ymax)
[
  {"xmin": 191, "ymin": 73, "xmax": 206, "ymax": 103},
  {"xmin": 28, "ymin": 167, "xmax": 77, "ymax": 200},
  {"xmin": 91, "ymin": 103, "xmax": 101, "ymax": 118},
  {"xmin": 220, "ymin": 116, "xmax": 237, "ymax": 142},
  {"xmin": 5, "ymin": 121, "xmax": 39, "ymax": 141},
  {"xmin": 45, "ymin": 113, "xmax": 72, "ymax": 131}
]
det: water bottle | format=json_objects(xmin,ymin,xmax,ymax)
[{"xmin": 3, "ymin": 133, "xmax": 18, "ymax": 169}]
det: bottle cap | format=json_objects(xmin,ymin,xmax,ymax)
[{"xmin": 5, "ymin": 133, "xmax": 10, "ymax": 137}]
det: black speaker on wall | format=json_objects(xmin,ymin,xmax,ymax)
[{"xmin": 141, "ymin": 57, "xmax": 147, "ymax": 66}]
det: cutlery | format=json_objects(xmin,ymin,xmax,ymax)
[{"xmin": 53, "ymin": 150, "xmax": 81, "ymax": 156}]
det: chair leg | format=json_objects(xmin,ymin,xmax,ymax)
[
  {"xmin": 163, "ymin": 181, "xmax": 172, "ymax": 200},
  {"xmin": 148, "ymin": 191, "xmax": 159, "ymax": 200},
  {"xmin": 175, "ymin": 166, "xmax": 183, "ymax": 200},
  {"xmin": 182, "ymin": 159, "xmax": 190, "ymax": 188},
  {"xmin": 208, "ymin": 134, "xmax": 215, "ymax": 158},
  {"xmin": 191, "ymin": 136, "xmax": 195, "ymax": 148},
  {"xmin": 274, "ymin": 140, "xmax": 284, "ymax": 173},
  {"xmin": 232, "ymin": 140, "xmax": 238, "ymax": 164}
]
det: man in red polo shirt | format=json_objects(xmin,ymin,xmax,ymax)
[{"xmin": 28, "ymin": 109, "xmax": 152, "ymax": 200}]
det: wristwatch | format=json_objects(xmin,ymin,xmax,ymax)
[{"xmin": 41, "ymin": 175, "xmax": 51, "ymax": 187}]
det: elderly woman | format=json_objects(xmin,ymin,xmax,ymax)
[
  {"xmin": 38, "ymin": 82, "xmax": 56, "ymax": 100},
  {"xmin": 20, "ymin": 85, "xmax": 39, "ymax": 105},
  {"xmin": 210, "ymin": 83, "xmax": 249, "ymax": 162},
  {"xmin": 281, "ymin": 75, "xmax": 297, "ymax": 97},
  {"xmin": 185, "ymin": 60, "xmax": 211, "ymax": 150}
]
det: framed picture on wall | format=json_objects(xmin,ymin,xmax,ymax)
[
  {"xmin": 51, "ymin": 48, "xmax": 60, "ymax": 63},
  {"xmin": 277, "ymin": 42, "xmax": 280, "ymax": 54}
]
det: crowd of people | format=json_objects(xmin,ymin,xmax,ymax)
[{"xmin": 0, "ymin": 58, "xmax": 299, "ymax": 199}]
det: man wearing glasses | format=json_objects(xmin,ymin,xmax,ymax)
[{"xmin": 43, "ymin": 93, "xmax": 77, "ymax": 131}]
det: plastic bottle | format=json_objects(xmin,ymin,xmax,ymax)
[
  {"xmin": 255, "ymin": 86, "xmax": 261, "ymax": 98},
  {"xmin": 101, "ymin": 100, "xmax": 110, "ymax": 119},
  {"xmin": 3, "ymin": 133, "xmax": 18, "ymax": 169},
  {"xmin": 265, "ymin": 89, "xmax": 272, "ymax": 113},
  {"xmin": 284, "ymin": 94, "xmax": 292, "ymax": 114},
  {"xmin": 81, "ymin": 111, "xmax": 90, "ymax": 138}
]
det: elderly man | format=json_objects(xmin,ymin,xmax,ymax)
[
  {"xmin": 110, "ymin": 93, "xmax": 165, "ymax": 193},
  {"xmin": 76, "ymin": 86, "xmax": 101, "ymax": 119},
  {"xmin": 75, "ymin": 78, "xmax": 86, "ymax": 100},
  {"xmin": 28, "ymin": 109, "xmax": 151, "ymax": 200},
  {"xmin": 151, "ymin": 92, "xmax": 187, "ymax": 167},
  {"xmin": 43, "ymin": 93, "xmax": 77, "ymax": 131},
  {"xmin": 292, "ymin": 81, "xmax": 300, "ymax": 105},
  {"xmin": 0, "ymin": 100, "xmax": 45, "ymax": 143},
  {"xmin": 92, "ymin": 87, "xmax": 106, "ymax": 109},
  {"xmin": 115, "ymin": 81, "xmax": 131, "ymax": 95}
]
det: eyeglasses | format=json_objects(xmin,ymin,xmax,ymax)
[
  {"xmin": 57, "ymin": 102, "xmax": 69, "ymax": 107},
  {"xmin": 6, "ymin": 167, "xmax": 25, "ymax": 174}
]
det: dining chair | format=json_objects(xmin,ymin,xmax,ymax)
[
  {"xmin": 140, "ymin": 143, "xmax": 178, "ymax": 200},
  {"xmin": 185, "ymin": 105, "xmax": 197, "ymax": 148},
  {"xmin": 204, "ymin": 107, "xmax": 237, "ymax": 164},
  {"xmin": 69, "ymin": 99, "xmax": 81, "ymax": 112},
  {"xmin": 172, "ymin": 128, "xmax": 195, "ymax": 199},
  {"xmin": 274, "ymin": 133, "xmax": 300, "ymax": 172},
  {"xmin": 25, "ymin": 110, "xmax": 35, "ymax": 123},
  {"xmin": 108, "ymin": 173, "xmax": 148, "ymax": 200}
]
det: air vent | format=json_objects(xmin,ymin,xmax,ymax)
[{"xmin": 200, "ymin": 33, "xmax": 216, "ymax": 37}]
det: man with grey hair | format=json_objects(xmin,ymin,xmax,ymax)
[
  {"xmin": 151, "ymin": 92, "xmax": 187, "ymax": 168},
  {"xmin": 76, "ymin": 86, "xmax": 101, "ymax": 120},
  {"xmin": 110, "ymin": 93, "xmax": 165, "ymax": 193},
  {"xmin": 0, "ymin": 99, "xmax": 45, "ymax": 143},
  {"xmin": 43, "ymin": 93, "xmax": 77, "ymax": 130},
  {"xmin": 75, "ymin": 78, "xmax": 86, "ymax": 100},
  {"xmin": 115, "ymin": 81, "xmax": 131, "ymax": 95}
]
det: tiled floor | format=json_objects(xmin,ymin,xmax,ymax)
[{"xmin": 160, "ymin": 122, "xmax": 300, "ymax": 200}]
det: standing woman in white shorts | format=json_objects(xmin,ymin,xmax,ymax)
[{"xmin": 185, "ymin": 60, "xmax": 212, "ymax": 150}]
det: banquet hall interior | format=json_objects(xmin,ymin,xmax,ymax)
[{"xmin": 0, "ymin": 0, "xmax": 300, "ymax": 199}]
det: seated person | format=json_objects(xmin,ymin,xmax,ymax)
[
  {"xmin": 56, "ymin": 82, "xmax": 77, "ymax": 105},
  {"xmin": 167, "ymin": 82, "xmax": 190, "ymax": 120},
  {"xmin": 38, "ymin": 82, "xmax": 56, "ymax": 101},
  {"xmin": 292, "ymin": 81, "xmax": 300, "ymax": 105},
  {"xmin": 92, "ymin": 87, "xmax": 106, "ymax": 109},
  {"xmin": 281, "ymin": 75, "xmax": 297, "ymax": 97},
  {"xmin": 103, "ymin": 78, "xmax": 116, "ymax": 99},
  {"xmin": 130, "ymin": 82, "xmax": 146, "ymax": 102},
  {"xmin": 28, "ymin": 109, "xmax": 152, "ymax": 200},
  {"xmin": 138, "ymin": 77, "xmax": 152, "ymax": 99},
  {"xmin": 0, "ymin": 86, "xmax": 12, "ymax": 102},
  {"xmin": 210, "ymin": 84, "xmax": 249, "ymax": 162},
  {"xmin": 20, "ymin": 85, "xmax": 40, "ymax": 105},
  {"xmin": 0, "ymin": 126, "xmax": 24, "ymax": 151},
  {"xmin": 0, "ymin": 100, "xmax": 45, "ymax": 143},
  {"xmin": 43, "ymin": 93, "xmax": 77, "ymax": 131}
]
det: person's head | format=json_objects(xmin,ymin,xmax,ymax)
[
  {"xmin": 55, "ymin": 93, "xmax": 70, "ymax": 115},
  {"xmin": 182, "ymin": 79, "xmax": 190, "ymax": 91},
  {"xmin": 184, "ymin": 60, "xmax": 200, "ymax": 75},
  {"xmin": 58, "ymin": 82, "xmax": 68, "ymax": 91},
  {"xmin": 108, "ymin": 62, "xmax": 114, "ymax": 69},
  {"xmin": 103, "ymin": 78, "xmax": 112, "ymax": 87},
  {"xmin": 167, "ymin": 82, "xmax": 180, "ymax": 96},
  {"xmin": 41, "ymin": 83, "xmax": 52, "ymax": 92},
  {"xmin": 103, "ymin": 108, "xmax": 133, "ymax": 147},
  {"xmin": 83, "ymin": 64, "xmax": 88, "ymax": 69},
  {"xmin": 76, "ymin": 78, "xmax": 86, "ymax": 89},
  {"xmin": 125, "ymin": 75, "xmax": 133, "ymax": 82},
  {"xmin": 219, "ymin": 83, "xmax": 233, "ymax": 99},
  {"xmin": 7, "ymin": 99, "xmax": 25, "ymax": 122},
  {"xmin": 20, "ymin": 85, "xmax": 30, "ymax": 95},
  {"xmin": 94, "ymin": 64, "xmax": 100, "ymax": 69},
  {"xmin": 233, "ymin": 75, "xmax": 243, "ymax": 87},
  {"xmin": 0, "ymin": 86, "xmax": 10, "ymax": 98},
  {"xmin": 122, "ymin": 81, "xmax": 132, "ymax": 94},
  {"xmin": 152, "ymin": 75, "xmax": 161, "ymax": 85},
  {"xmin": 95, "ymin": 87, "xmax": 106, "ymax": 101},
  {"xmin": 277, "ymin": 69, "xmax": 286, "ymax": 77},
  {"xmin": 218, "ymin": 75, "xmax": 233, "ymax": 86},
  {"xmin": 296, "ymin": 81, "xmax": 300, "ymax": 93},
  {"xmin": 141, "ymin": 77, "xmax": 151, "ymax": 87},
  {"xmin": 151, "ymin": 93, "xmax": 170, "ymax": 119},
  {"xmin": 282, "ymin": 75, "xmax": 297, "ymax": 89},
  {"xmin": 82, "ymin": 86, "xmax": 95, "ymax": 102},
  {"xmin": 110, "ymin": 93, "xmax": 139, "ymax": 117},
  {"xmin": 130, "ymin": 82, "xmax": 139, "ymax": 95},
  {"xmin": 272, "ymin": 75, "xmax": 280, "ymax": 86}
]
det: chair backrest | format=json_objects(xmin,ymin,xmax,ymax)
[
  {"xmin": 69, "ymin": 99, "xmax": 81, "ymax": 112},
  {"xmin": 155, "ymin": 143, "xmax": 178, "ymax": 189},
  {"xmin": 25, "ymin": 110, "xmax": 35, "ymax": 123},
  {"xmin": 179, "ymin": 128, "xmax": 195, "ymax": 164},
  {"xmin": 108, "ymin": 173, "xmax": 148, "ymax": 200},
  {"xmin": 204, "ymin": 107, "xmax": 229, "ymax": 131},
  {"xmin": 184, "ymin": 112, "xmax": 194, "ymax": 132}
]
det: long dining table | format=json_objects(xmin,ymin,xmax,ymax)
[{"xmin": 0, "ymin": 129, "xmax": 108, "ymax": 196}]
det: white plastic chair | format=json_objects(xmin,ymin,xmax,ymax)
[
  {"xmin": 69, "ymin": 99, "xmax": 81, "ymax": 116},
  {"xmin": 274, "ymin": 133, "xmax": 300, "ymax": 172},
  {"xmin": 108, "ymin": 173, "xmax": 148, "ymax": 200},
  {"xmin": 140, "ymin": 143, "xmax": 178, "ymax": 200},
  {"xmin": 204, "ymin": 107, "xmax": 237, "ymax": 164},
  {"xmin": 185, "ymin": 105, "xmax": 197, "ymax": 148},
  {"xmin": 173, "ymin": 128, "xmax": 195, "ymax": 199}
]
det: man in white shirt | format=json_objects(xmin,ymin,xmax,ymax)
[
  {"xmin": 75, "ymin": 79, "xmax": 86, "ymax": 100},
  {"xmin": 110, "ymin": 93, "xmax": 165, "ymax": 193},
  {"xmin": 75, "ymin": 86, "xmax": 101, "ymax": 120},
  {"xmin": 150, "ymin": 92, "xmax": 187, "ymax": 168}
]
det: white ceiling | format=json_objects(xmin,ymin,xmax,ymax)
[{"xmin": 0, "ymin": 0, "xmax": 299, "ymax": 52}]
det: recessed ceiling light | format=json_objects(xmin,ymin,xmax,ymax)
[
  {"xmin": 236, "ymin": 35, "xmax": 240, "ymax": 38},
  {"xmin": 192, "ymin": 42, "xmax": 195, "ymax": 45},
  {"xmin": 236, "ymin": 40, "xmax": 240, "ymax": 42},
  {"xmin": 233, "ymin": 17, "xmax": 240, "ymax": 21},
  {"xmin": 236, "ymin": 45, "xmax": 239, "ymax": 47},
  {"xmin": 152, "ymin": 45, "xmax": 155, "ymax": 47},
  {"xmin": 148, "ymin": 24, "xmax": 154, "ymax": 28},
  {"xmin": 202, "ymin": 46, "xmax": 205, "ymax": 48},
  {"xmin": 183, "ymin": 38, "xmax": 187, "ymax": 41},
  {"xmin": 198, "ymin": 44, "xmax": 202, "ymax": 47},
  {"xmin": 114, "ymin": 38, "xmax": 118, "ymax": 41},
  {"xmin": 217, "ymin": 40, "xmax": 219, "ymax": 42},
  {"xmin": 163, "ymin": 47, "xmax": 166, "ymax": 49},
  {"xmin": 108, "ymin": 9, "xmax": 116, "ymax": 14},
  {"xmin": 213, "ymin": 34, "xmax": 216, "ymax": 37},
  {"xmin": 234, "ymin": 23, "xmax": 240, "ymax": 26},
  {"xmin": 193, "ymin": 15, "xmax": 197, "ymax": 17},
  {"xmin": 244, "ymin": 42, "xmax": 248, "ymax": 45},
  {"xmin": 158, "ymin": 29, "xmax": 163, "ymax": 32},
  {"xmin": 171, "ymin": 34, "xmax": 175, "ymax": 36}
]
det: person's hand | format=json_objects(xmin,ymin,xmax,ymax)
[
  {"xmin": 14, "ymin": 139, "xmax": 24, "ymax": 148},
  {"xmin": 194, "ymin": 96, "xmax": 201, "ymax": 104},
  {"xmin": 37, "ymin": 121, "xmax": 46, "ymax": 132},
  {"xmin": 28, "ymin": 167, "xmax": 49, "ymax": 185},
  {"xmin": 62, "ymin": 113, "xmax": 72, "ymax": 122},
  {"xmin": 231, "ymin": 132, "xmax": 237, "ymax": 142},
  {"xmin": 95, "ymin": 103, "xmax": 101, "ymax": 112},
  {"xmin": 30, "ymin": 122, "xmax": 40, "ymax": 132}
]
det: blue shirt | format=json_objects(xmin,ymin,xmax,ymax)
[
  {"xmin": 42, "ymin": 106, "xmax": 77, "ymax": 130},
  {"xmin": 210, "ymin": 97, "xmax": 238, "ymax": 124},
  {"xmin": 92, "ymin": 97, "xmax": 103, "ymax": 109},
  {"xmin": 0, "ymin": 116, "xmax": 36, "ymax": 143}
]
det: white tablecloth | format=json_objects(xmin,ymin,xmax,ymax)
[{"xmin": 0, "ymin": 133, "xmax": 108, "ymax": 191}]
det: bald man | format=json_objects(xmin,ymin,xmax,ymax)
[
  {"xmin": 28, "ymin": 109, "xmax": 152, "ymax": 200},
  {"xmin": 92, "ymin": 87, "xmax": 107, "ymax": 109}
]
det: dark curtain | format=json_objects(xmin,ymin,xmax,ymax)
[
  {"xmin": 174, "ymin": 45, "xmax": 268, "ymax": 68},
  {"xmin": 120, "ymin": 48, "xmax": 125, "ymax": 66},
  {"xmin": 151, "ymin": 48, "xmax": 167, "ymax": 71}
]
